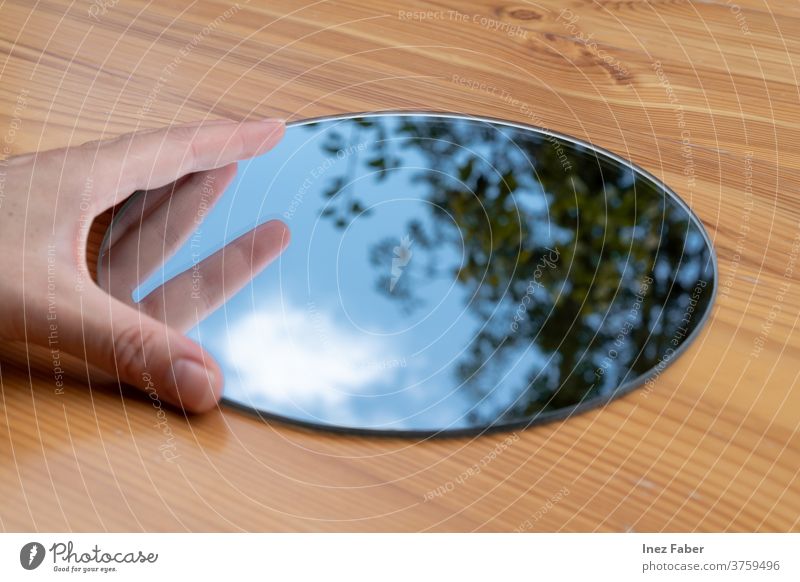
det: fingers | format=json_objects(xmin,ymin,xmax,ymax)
[
  {"xmin": 60, "ymin": 286, "xmax": 223, "ymax": 412},
  {"xmin": 70, "ymin": 118, "xmax": 283, "ymax": 214},
  {"xmin": 139, "ymin": 220, "xmax": 290, "ymax": 332},
  {"xmin": 99, "ymin": 163, "xmax": 238, "ymax": 301},
  {"xmin": 102, "ymin": 182, "xmax": 184, "ymax": 252}
]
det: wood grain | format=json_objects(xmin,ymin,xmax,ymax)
[{"xmin": 1, "ymin": 0, "xmax": 799, "ymax": 531}]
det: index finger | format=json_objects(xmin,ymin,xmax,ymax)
[{"xmin": 71, "ymin": 118, "xmax": 284, "ymax": 213}]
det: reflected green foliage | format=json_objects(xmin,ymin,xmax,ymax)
[{"xmin": 305, "ymin": 116, "xmax": 714, "ymax": 426}]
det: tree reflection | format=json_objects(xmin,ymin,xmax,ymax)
[{"xmin": 305, "ymin": 116, "xmax": 714, "ymax": 425}]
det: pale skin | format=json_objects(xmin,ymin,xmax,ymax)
[{"xmin": 0, "ymin": 119, "xmax": 290, "ymax": 412}]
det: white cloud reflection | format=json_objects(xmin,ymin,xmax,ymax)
[{"xmin": 220, "ymin": 301, "xmax": 389, "ymax": 407}]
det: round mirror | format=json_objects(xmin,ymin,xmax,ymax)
[{"xmin": 100, "ymin": 113, "xmax": 716, "ymax": 436}]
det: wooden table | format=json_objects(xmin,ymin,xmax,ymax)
[{"xmin": 1, "ymin": 0, "xmax": 798, "ymax": 532}]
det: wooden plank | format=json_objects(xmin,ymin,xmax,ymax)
[{"xmin": 0, "ymin": 0, "xmax": 798, "ymax": 531}]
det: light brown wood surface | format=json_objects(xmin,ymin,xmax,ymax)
[{"xmin": 1, "ymin": 0, "xmax": 799, "ymax": 532}]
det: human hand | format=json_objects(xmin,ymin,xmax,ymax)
[{"xmin": 0, "ymin": 119, "xmax": 290, "ymax": 412}]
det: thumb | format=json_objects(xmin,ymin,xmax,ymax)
[{"xmin": 70, "ymin": 286, "xmax": 223, "ymax": 412}]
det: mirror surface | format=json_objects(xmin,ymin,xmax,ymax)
[{"xmin": 104, "ymin": 113, "xmax": 716, "ymax": 436}]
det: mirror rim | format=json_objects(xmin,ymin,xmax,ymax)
[{"xmin": 100, "ymin": 111, "xmax": 719, "ymax": 438}]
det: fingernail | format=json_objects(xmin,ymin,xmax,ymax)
[
  {"xmin": 264, "ymin": 219, "xmax": 292, "ymax": 252},
  {"xmin": 242, "ymin": 117, "xmax": 284, "ymax": 126},
  {"xmin": 252, "ymin": 120, "xmax": 285, "ymax": 153},
  {"xmin": 175, "ymin": 358, "xmax": 217, "ymax": 396}
]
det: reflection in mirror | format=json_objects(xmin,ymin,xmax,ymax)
[{"xmin": 100, "ymin": 113, "xmax": 716, "ymax": 436}]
